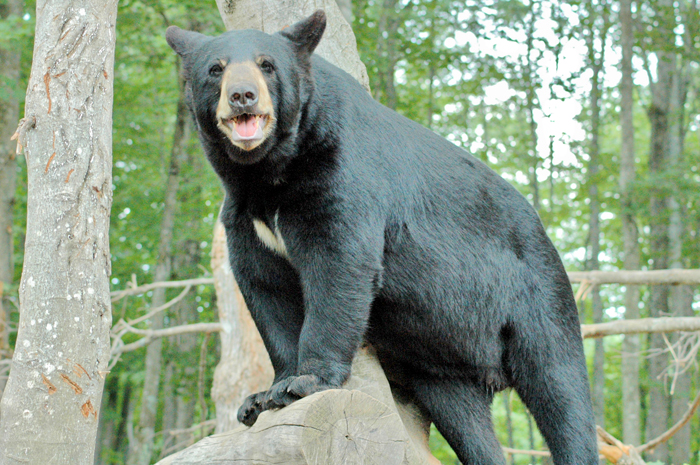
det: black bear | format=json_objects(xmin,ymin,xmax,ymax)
[{"xmin": 166, "ymin": 11, "xmax": 598, "ymax": 464}]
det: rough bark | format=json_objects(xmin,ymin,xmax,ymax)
[
  {"xmin": 128, "ymin": 72, "xmax": 191, "ymax": 465},
  {"xmin": 0, "ymin": 0, "xmax": 23, "ymax": 391},
  {"xmin": 156, "ymin": 348, "xmax": 438, "ymax": 465},
  {"xmin": 618, "ymin": 0, "xmax": 641, "ymax": 446},
  {"xmin": 0, "ymin": 0, "xmax": 117, "ymax": 463}
]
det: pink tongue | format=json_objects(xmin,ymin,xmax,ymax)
[{"xmin": 235, "ymin": 116, "xmax": 258, "ymax": 138}]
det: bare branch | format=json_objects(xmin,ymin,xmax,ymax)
[
  {"xmin": 111, "ymin": 285, "xmax": 193, "ymax": 335},
  {"xmin": 502, "ymin": 447, "xmax": 551, "ymax": 457},
  {"xmin": 581, "ymin": 317, "xmax": 700, "ymax": 338},
  {"xmin": 638, "ymin": 389, "xmax": 700, "ymax": 452},
  {"xmin": 110, "ymin": 322, "xmax": 222, "ymax": 356},
  {"xmin": 568, "ymin": 269, "xmax": 700, "ymax": 285},
  {"xmin": 110, "ymin": 277, "xmax": 214, "ymax": 302},
  {"xmin": 596, "ymin": 426, "xmax": 646, "ymax": 464}
]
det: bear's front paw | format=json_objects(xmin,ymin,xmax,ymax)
[
  {"xmin": 237, "ymin": 375, "xmax": 337, "ymax": 426},
  {"xmin": 237, "ymin": 390, "xmax": 268, "ymax": 427},
  {"xmin": 271, "ymin": 373, "xmax": 333, "ymax": 400}
]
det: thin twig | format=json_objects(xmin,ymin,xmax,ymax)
[
  {"xmin": 502, "ymin": 447, "xmax": 551, "ymax": 457},
  {"xmin": 662, "ymin": 332, "xmax": 680, "ymax": 395},
  {"xmin": 110, "ymin": 322, "xmax": 222, "ymax": 356},
  {"xmin": 112, "ymin": 285, "xmax": 192, "ymax": 333},
  {"xmin": 638, "ymin": 389, "xmax": 700, "ymax": 452},
  {"xmin": 110, "ymin": 277, "xmax": 214, "ymax": 302},
  {"xmin": 596, "ymin": 426, "xmax": 646, "ymax": 464}
]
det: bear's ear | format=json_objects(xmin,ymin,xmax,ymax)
[
  {"xmin": 166, "ymin": 26, "xmax": 208, "ymax": 59},
  {"xmin": 280, "ymin": 10, "xmax": 327, "ymax": 58}
]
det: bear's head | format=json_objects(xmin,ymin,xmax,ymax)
[{"xmin": 166, "ymin": 11, "xmax": 326, "ymax": 165}]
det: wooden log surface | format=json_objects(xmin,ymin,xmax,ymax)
[{"xmin": 156, "ymin": 348, "xmax": 439, "ymax": 465}]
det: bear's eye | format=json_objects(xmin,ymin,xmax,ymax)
[
  {"xmin": 209, "ymin": 63, "xmax": 224, "ymax": 77},
  {"xmin": 260, "ymin": 60, "xmax": 274, "ymax": 73}
]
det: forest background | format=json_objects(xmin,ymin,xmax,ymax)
[{"xmin": 0, "ymin": 0, "xmax": 699, "ymax": 464}]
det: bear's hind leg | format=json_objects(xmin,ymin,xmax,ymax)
[
  {"xmin": 510, "ymin": 340, "xmax": 598, "ymax": 464},
  {"xmin": 411, "ymin": 377, "xmax": 506, "ymax": 465}
]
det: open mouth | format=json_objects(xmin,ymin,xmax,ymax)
[{"xmin": 223, "ymin": 113, "xmax": 268, "ymax": 142}]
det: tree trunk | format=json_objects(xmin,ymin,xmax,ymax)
[
  {"xmin": 644, "ymin": 3, "xmax": 676, "ymax": 460},
  {"xmin": 0, "ymin": 0, "xmax": 23, "ymax": 390},
  {"xmin": 173, "ymin": 239, "xmax": 200, "ymax": 444},
  {"xmin": 585, "ymin": 3, "xmax": 608, "ymax": 429},
  {"xmin": 0, "ymin": 0, "xmax": 117, "ymax": 462},
  {"xmin": 128, "ymin": 72, "xmax": 191, "ymax": 465},
  {"xmin": 95, "ymin": 377, "xmax": 119, "ymax": 464},
  {"xmin": 375, "ymin": 0, "xmax": 399, "ymax": 109},
  {"xmin": 667, "ymin": 45, "xmax": 691, "ymax": 465},
  {"xmin": 524, "ymin": 1, "xmax": 540, "ymax": 213},
  {"xmin": 618, "ymin": 0, "xmax": 641, "ymax": 447},
  {"xmin": 160, "ymin": 360, "xmax": 177, "ymax": 451}
]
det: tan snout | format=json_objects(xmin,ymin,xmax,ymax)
[{"xmin": 216, "ymin": 61, "xmax": 276, "ymax": 152}]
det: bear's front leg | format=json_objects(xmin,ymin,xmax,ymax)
[
  {"xmin": 240, "ymin": 235, "xmax": 383, "ymax": 425},
  {"xmin": 229, "ymin": 236, "xmax": 307, "ymax": 426}
]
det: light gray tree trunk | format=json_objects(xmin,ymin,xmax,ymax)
[
  {"xmin": 0, "ymin": 0, "xmax": 117, "ymax": 463},
  {"xmin": 618, "ymin": 0, "xmax": 641, "ymax": 447},
  {"xmin": 0, "ymin": 0, "xmax": 23, "ymax": 393},
  {"xmin": 128, "ymin": 74, "xmax": 191, "ymax": 465}
]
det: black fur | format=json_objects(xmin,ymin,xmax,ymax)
[{"xmin": 167, "ymin": 11, "xmax": 598, "ymax": 464}]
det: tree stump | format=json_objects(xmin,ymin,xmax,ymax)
[{"xmin": 156, "ymin": 348, "xmax": 440, "ymax": 465}]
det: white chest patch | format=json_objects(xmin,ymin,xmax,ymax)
[{"xmin": 253, "ymin": 212, "xmax": 288, "ymax": 258}]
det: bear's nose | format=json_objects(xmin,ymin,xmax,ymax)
[{"xmin": 228, "ymin": 82, "xmax": 258, "ymax": 108}]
